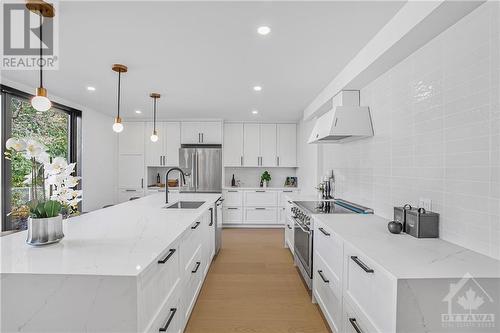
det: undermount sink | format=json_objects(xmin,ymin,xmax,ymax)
[{"xmin": 164, "ymin": 201, "xmax": 205, "ymax": 209}]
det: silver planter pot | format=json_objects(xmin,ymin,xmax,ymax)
[{"xmin": 26, "ymin": 215, "xmax": 64, "ymax": 246}]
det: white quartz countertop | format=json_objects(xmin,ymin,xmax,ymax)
[
  {"xmin": 0, "ymin": 193, "xmax": 221, "ymax": 277},
  {"xmin": 223, "ymin": 186, "xmax": 299, "ymax": 190},
  {"xmin": 314, "ymin": 214, "xmax": 500, "ymax": 279}
]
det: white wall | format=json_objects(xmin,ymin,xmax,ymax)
[
  {"xmin": 318, "ymin": 1, "xmax": 499, "ymax": 259},
  {"xmin": 0, "ymin": 78, "xmax": 117, "ymax": 213},
  {"xmin": 296, "ymin": 118, "xmax": 320, "ymax": 196}
]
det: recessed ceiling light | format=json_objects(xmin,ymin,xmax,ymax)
[
  {"xmin": 257, "ymin": 26, "xmax": 271, "ymax": 35},
  {"xmin": 252, "ymin": 110, "xmax": 259, "ymax": 115},
  {"xmin": 135, "ymin": 110, "xmax": 142, "ymax": 114},
  {"xmin": 86, "ymin": 86, "xmax": 96, "ymax": 91},
  {"xmin": 253, "ymin": 86, "xmax": 262, "ymax": 92}
]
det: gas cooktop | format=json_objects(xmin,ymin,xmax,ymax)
[{"xmin": 294, "ymin": 199, "xmax": 373, "ymax": 215}]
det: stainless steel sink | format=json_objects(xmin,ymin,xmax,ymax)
[{"xmin": 164, "ymin": 201, "xmax": 205, "ymax": 209}]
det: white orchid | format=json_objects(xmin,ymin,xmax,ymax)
[
  {"xmin": 6, "ymin": 137, "xmax": 27, "ymax": 152},
  {"xmin": 24, "ymin": 140, "xmax": 45, "ymax": 159},
  {"xmin": 36, "ymin": 151, "xmax": 51, "ymax": 164},
  {"xmin": 45, "ymin": 156, "xmax": 68, "ymax": 175}
]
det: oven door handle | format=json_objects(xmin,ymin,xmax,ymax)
[{"xmin": 294, "ymin": 218, "xmax": 310, "ymax": 234}]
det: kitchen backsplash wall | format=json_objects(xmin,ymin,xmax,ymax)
[
  {"xmin": 320, "ymin": 1, "xmax": 500, "ymax": 259},
  {"xmin": 224, "ymin": 167, "xmax": 297, "ymax": 188}
]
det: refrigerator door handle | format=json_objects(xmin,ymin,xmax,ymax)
[{"xmin": 195, "ymin": 152, "xmax": 199, "ymax": 190}]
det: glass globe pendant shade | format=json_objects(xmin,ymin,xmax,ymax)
[
  {"xmin": 112, "ymin": 117, "xmax": 124, "ymax": 133},
  {"xmin": 31, "ymin": 87, "xmax": 51, "ymax": 111},
  {"xmin": 150, "ymin": 131, "xmax": 159, "ymax": 142}
]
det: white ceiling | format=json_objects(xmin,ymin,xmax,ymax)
[{"xmin": 2, "ymin": 1, "xmax": 405, "ymax": 121}]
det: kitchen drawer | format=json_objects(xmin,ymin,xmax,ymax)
[
  {"xmin": 245, "ymin": 207, "xmax": 278, "ymax": 224},
  {"xmin": 223, "ymin": 207, "xmax": 243, "ymax": 224},
  {"xmin": 138, "ymin": 242, "xmax": 180, "ymax": 332},
  {"xmin": 180, "ymin": 220, "xmax": 203, "ymax": 273},
  {"xmin": 144, "ymin": 282, "xmax": 181, "ymax": 333},
  {"xmin": 315, "ymin": 220, "xmax": 343, "ymax": 282},
  {"xmin": 181, "ymin": 247, "xmax": 203, "ymax": 324},
  {"xmin": 278, "ymin": 207, "xmax": 286, "ymax": 224},
  {"xmin": 344, "ymin": 243, "xmax": 396, "ymax": 333},
  {"xmin": 278, "ymin": 190, "xmax": 296, "ymax": 207},
  {"xmin": 223, "ymin": 190, "xmax": 243, "ymax": 206},
  {"xmin": 244, "ymin": 190, "xmax": 278, "ymax": 207},
  {"xmin": 313, "ymin": 253, "xmax": 342, "ymax": 333},
  {"xmin": 284, "ymin": 216, "xmax": 294, "ymax": 253},
  {"xmin": 343, "ymin": 297, "xmax": 377, "ymax": 333}
]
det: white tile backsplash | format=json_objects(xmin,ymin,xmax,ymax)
[
  {"xmin": 224, "ymin": 167, "xmax": 297, "ymax": 188},
  {"xmin": 319, "ymin": 1, "xmax": 500, "ymax": 259}
]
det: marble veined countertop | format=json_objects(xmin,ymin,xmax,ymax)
[
  {"xmin": 0, "ymin": 192, "xmax": 221, "ymax": 277},
  {"xmin": 314, "ymin": 214, "xmax": 500, "ymax": 279}
]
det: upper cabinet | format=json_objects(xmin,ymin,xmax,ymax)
[
  {"xmin": 119, "ymin": 122, "xmax": 144, "ymax": 155},
  {"xmin": 144, "ymin": 122, "xmax": 181, "ymax": 167},
  {"xmin": 223, "ymin": 123, "xmax": 244, "ymax": 166},
  {"xmin": 277, "ymin": 124, "xmax": 297, "ymax": 167},
  {"xmin": 181, "ymin": 121, "xmax": 222, "ymax": 144},
  {"xmin": 260, "ymin": 124, "xmax": 277, "ymax": 167},
  {"xmin": 242, "ymin": 123, "xmax": 277, "ymax": 167}
]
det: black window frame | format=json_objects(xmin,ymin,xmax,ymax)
[{"xmin": 1, "ymin": 84, "xmax": 82, "ymax": 231}]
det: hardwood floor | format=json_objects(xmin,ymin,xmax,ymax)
[{"xmin": 185, "ymin": 228, "xmax": 331, "ymax": 333}]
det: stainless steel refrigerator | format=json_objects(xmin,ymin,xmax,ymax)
[{"xmin": 179, "ymin": 144, "xmax": 222, "ymax": 193}]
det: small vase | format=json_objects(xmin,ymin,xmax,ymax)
[
  {"xmin": 26, "ymin": 215, "xmax": 64, "ymax": 246},
  {"xmin": 263, "ymin": 181, "xmax": 268, "ymax": 188}
]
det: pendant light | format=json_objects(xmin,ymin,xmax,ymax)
[
  {"xmin": 112, "ymin": 64, "xmax": 127, "ymax": 133},
  {"xmin": 26, "ymin": 0, "xmax": 55, "ymax": 112},
  {"xmin": 150, "ymin": 93, "xmax": 160, "ymax": 142}
]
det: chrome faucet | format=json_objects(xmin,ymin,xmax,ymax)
[{"xmin": 165, "ymin": 167, "xmax": 187, "ymax": 203}]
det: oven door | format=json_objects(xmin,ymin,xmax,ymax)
[{"xmin": 293, "ymin": 217, "xmax": 312, "ymax": 280}]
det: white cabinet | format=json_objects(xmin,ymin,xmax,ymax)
[
  {"xmin": 243, "ymin": 123, "xmax": 277, "ymax": 167},
  {"xmin": 260, "ymin": 124, "xmax": 277, "ymax": 167},
  {"xmin": 119, "ymin": 122, "xmax": 144, "ymax": 154},
  {"xmin": 223, "ymin": 207, "xmax": 243, "ymax": 224},
  {"xmin": 145, "ymin": 122, "xmax": 181, "ymax": 167},
  {"xmin": 181, "ymin": 121, "xmax": 222, "ymax": 144},
  {"xmin": 223, "ymin": 123, "xmax": 243, "ymax": 166},
  {"xmin": 244, "ymin": 190, "xmax": 278, "ymax": 207},
  {"xmin": 118, "ymin": 154, "xmax": 144, "ymax": 189},
  {"xmin": 277, "ymin": 124, "xmax": 297, "ymax": 167},
  {"xmin": 243, "ymin": 123, "xmax": 260, "ymax": 167},
  {"xmin": 223, "ymin": 190, "xmax": 243, "ymax": 206},
  {"xmin": 245, "ymin": 207, "xmax": 277, "ymax": 224}
]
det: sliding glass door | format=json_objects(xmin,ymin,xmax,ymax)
[{"xmin": 1, "ymin": 85, "xmax": 81, "ymax": 231}]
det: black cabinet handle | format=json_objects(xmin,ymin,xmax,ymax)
[
  {"xmin": 255, "ymin": 207, "xmax": 266, "ymax": 210},
  {"xmin": 349, "ymin": 318, "xmax": 363, "ymax": 333},
  {"xmin": 319, "ymin": 227, "xmax": 330, "ymax": 236},
  {"xmin": 283, "ymin": 190, "xmax": 292, "ymax": 193},
  {"xmin": 209, "ymin": 208, "xmax": 213, "ymax": 226},
  {"xmin": 287, "ymin": 224, "xmax": 292, "ymax": 229},
  {"xmin": 157, "ymin": 249, "xmax": 176, "ymax": 264},
  {"xmin": 351, "ymin": 256, "xmax": 374, "ymax": 273},
  {"xmin": 159, "ymin": 308, "xmax": 177, "ymax": 332},
  {"xmin": 228, "ymin": 190, "xmax": 238, "ymax": 193},
  {"xmin": 227, "ymin": 207, "xmax": 238, "ymax": 210},
  {"xmin": 255, "ymin": 190, "xmax": 265, "ymax": 193},
  {"xmin": 317, "ymin": 270, "xmax": 329, "ymax": 283},
  {"xmin": 191, "ymin": 221, "xmax": 200, "ymax": 229},
  {"xmin": 191, "ymin": 261, "xmax": 201, "ymax": 273}
]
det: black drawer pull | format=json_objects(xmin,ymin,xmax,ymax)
[
  {"xmin": 191, "ymin": 261, "xmax": 201, "ymax": 273},
  {"xmin": 351, "ymin": 256, "xmax": 374, "ymax": 273},
  {"xmin": 157, "ymin": 249, "xmax": 176, "ymax": 264},
  {"xmin": 255, "ymin": 190, "xmax": 266, "ymax": 193},
  {"xmin": 283, "ymin": 190, "xmax": 292, "ymax": 193},
  {"xmin": 349, "ymin": 318, "xmax": 363, "ymax": 333},
  {"xmin": 227, "ymin": 207, "xmax": 238, "ymax": 210},
  {"xmin": 287, "ymin": 224, "xmax": 292, "ymax": 229},
  {"xmin": 159, "ymin": 308, "xmax": 177, "ymax": 332},
  {"xmin": 318, "ymin": 227, "xmax": 330, "ymax": 236},
  {"xmin": 228, "ymin": 190, "xmax": 238, "ymax": 193},
  {"xmin": 191, "ymin": 221, "xmax": 200, "ymax": 229},
  {"xmin": 317, "ymin": 270, "xmax": 329, "ymax": 283},
  {"xmin": 255, "ymin": 207, "xmax": 266, "ymax": 210},
  {"xmin": 209, "ymin": 208, "xmax": 213, "ymax": 226}
]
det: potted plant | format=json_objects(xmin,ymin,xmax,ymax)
[
  {"xmin": 5, "ymin": 137, "xmax": 82, "ymax": 245},
  {"xmin": 261, "ymin": 171, "xmax": 271, "ymax": 188}
]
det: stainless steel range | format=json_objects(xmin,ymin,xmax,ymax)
[{"xmin": 292, "ymin": 199, "xmax": 373, "ymax": 289}]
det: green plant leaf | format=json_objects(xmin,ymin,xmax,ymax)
[
  {"xmin": 44, "ymin": 200, "xmax": 61, "ymax": 218},
  {"xmin": 36, "ymin": 202, "xmax": 46, "ymax": 218}
]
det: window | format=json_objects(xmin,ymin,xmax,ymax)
[{"xmin": 1, "ymin": 85, "xmax": 82, "ymax": 231}]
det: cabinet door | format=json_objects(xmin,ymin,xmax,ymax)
[
  {"xmin": 165, "ymin": 122, "xmax": 181, "ymax": 166},
  {"xmin": 223, "ymin": 123, "xmax": 243, "ymax": 166},
  {"xmin": 260, "ymin": 124, "xmax": 277, "ymax": 167},
  {"xmin": 277, "ymin": 124, "xmax": 297, "ymax": 167},
  {"xmin": 119, "ymin": 122, "xmax": 145, "ymax": 154},
  {"xmin": 181, "ymin": 122, "xmax": 201, "ymax": 144},
  {"xmin": 199, "ymin": 122, "xmax": 222, "ymax": 144},
  {"xmin": 145, "ymin": 122, "xmax": 164, "ymax": 167},
  {"xmin": 118, "ymin": 154, "xmax": 144, "ymax": 189},
  {"xmin": 243, "ymin": 123, "xmax": 260, "ymax": 167}
]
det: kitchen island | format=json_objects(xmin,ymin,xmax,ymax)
[{"xmin": 1, "ymin": 192, "xmax": 221, "ymax": 333}]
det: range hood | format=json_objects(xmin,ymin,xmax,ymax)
[{"xmin": 308, "ymin": 91, "xmax": 374, "ymax": 144}]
